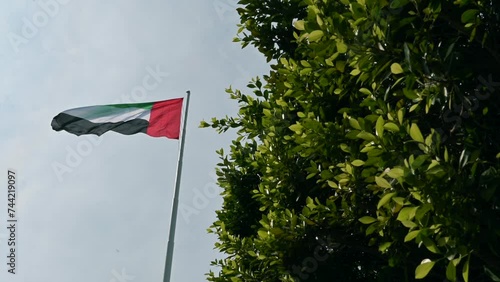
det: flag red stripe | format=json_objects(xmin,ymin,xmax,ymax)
[{"xmin": 146, "ymin": 98, "xmax": 183, "ymax": 138}]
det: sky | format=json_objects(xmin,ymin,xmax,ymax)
[{"xmin": 0, "ymin": 0, "xmax": 269, "ymax": 281}]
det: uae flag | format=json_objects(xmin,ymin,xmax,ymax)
[{"xmin": 51, "ymin": 98, "xmax": 183, "ymax": 139}]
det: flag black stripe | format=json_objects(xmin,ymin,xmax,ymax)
[{"xmin": 51, "ymin": 113, "xmax": 149, "ymax": 136}]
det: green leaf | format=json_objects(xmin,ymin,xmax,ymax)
[
  {"xmin": 289, "ymin": 124, "xmax": 303, "ymax": 133},
  {"xmin": 308, "ymin": 30, "xmax": 324, "ymax": 42},
  {"xmin": 294, "ymin": 20, "xmax": 305, "ymax": 30},
  {"xmin": 307, "ymin": 172, "xmax": 317, "ymax": 179},
  {"xmin": 257, "ymin": 230, "xmax": 268, "ymax": 239},
  {"xmin": 263, "ymin": 108, "xmax": 272, "ymax": 117},
  {"xmin": 352, "ymin": 160, "xmax": 365, "ymax": 166},
  {"xmin": 484, "ymin": 266, "xmax": 500, "ymax": 281},
  {"xmin": 391, "ymin": 63, "xmax": 404, "ymax": 74},
  {"xmin": 410, "ymin": 123, "xmax": 424, "ymax": 143},
  {"xmin": 411, "ymin": 154, "xmax": 429, "ymax": 169},
  {"xmin": 276, "ymin": 99, "xmax": 288, "ymax": 107},
  {"xmin": 415, "ymin": 204, "xmax": 432, "ymax": 222},
  {"xmin": 404, "ymin": 43, "xmax": 411, "ymax": 69},
  {"xmin": 299, "ymin": 68, "xmax": 312, "ymax": 75},
  {"xmin": 376, "ymin": 116, "xmax": 384, "ymax": 138},
  {"xmin": 401, "ymin": 220, "xmax": 418, "ymax": 228},
  {"xmin": 350, "ymin": 69, "xmax": 361, "ymax": 76},
  {"xmin": 392, "ymin": 197, "xmax": 405, "ymax": 206},
  {"xmin": 359, "ymin": 88, "xmax": 372, "ymax": 95},
  {"xmin": 409, "ymin": 103, "xmax": 419, "ymax": 112},
  {"xmin": 387, "ymin": 167, "xmax": 404, "ymax": 178},
  {"xmin": 415, "ymin": 260, "xmax": 436, "ymax": 279},
  {"xmin": 350, "ymin": 2, "xmax": 366, "ymax": 19},
  {"xmin": 377, "ymin": 192, "xmax": 396, "ymax": 208},
  {"xmin": 375, "ymin": 177, "xmax": 392, "ymax": 189},
  {"xmin": 349, "ymin": 118, "xmax": 362, "ymax": 130},
  {"xmin": 445, "ymin": 41, "xmax": 457, "ymax": 61},
  {"xmin": 337, "ymin": 41, "xmax": 348, "ymax": 53},
  {"xmin": 365, "ymin": 222, "xmax": 378, "ymax": 235},
  {"xmin": 404, "ymin": 230, "xmax": 420, "ymax": 242},
  {"xmin": 336, "ymin": 60, "xmax": 346, "ymax": 72},
  {"xmin": 340, "ymin": 143, "xmax": 350, "ymax": 153},
  {"xmin": 397, "ymin": 109, "xmax": 404, "ymax": 124},
  {"xmin": 462, "ymin": 256, "xmax": 470, "ymax": 282},
  {"xmin": 357, "ymin": 131, "xmax": 377, "ymax": 142},
  {"xmin": 461, "ymin": 9, "xmax": 478, "ymax": 24},
  {"xmin": 446, "ymin": 260, "xmax": 456, "ymax": 282},
  {"xmin": 411, "ymin": 192, "xmax": 423, "ymax": 202},
  {"xmin": 316, "ymin": 15, "xmax": 324, "ymax": 27},
  {"xmin": 379, "ymin": 242, "xmax": 392, "ymax": 252},
  {"xmin": 384, "ymin": 122, "xmax": 400, "ymax": 132},
  {"xmin": 427, "ymin": 160, "xmax": 440, "ymax": 171},
  {"xmin": 422, "ymin": 236, "xmax": 440, "ymax": 254},
  {"xmin": 359, "ymin": 216, "xmax": 377, "ymax": 224},
  {"xmin": 397, "ymin": 206, "xmax": 418, "ymax": 221},
  {"xmin": 402, "ymin": 89, "xmax": 417, "ymax": 100},
  {"xmin": 199, "ymin": 120, "xmax": 210, "ymax": 128},
  {"xmin": 327, "ymin": 180, "xmax": 338, "ymax": 188},
  {"xmin": 306, "ymin": 197, "xmax": 313, "ymax": 205},
  {"xmin": 300, "ymin": 60, "xmax": 311, "ymax": 68}
]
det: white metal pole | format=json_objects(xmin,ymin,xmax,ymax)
[{"xmin": 163, "ymin": 90, "xmax": 191, "ymax": 282}]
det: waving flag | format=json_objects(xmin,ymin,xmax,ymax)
[{"xmin": 51, "ymin": 98, "xmax": 183, "ymax": 139}]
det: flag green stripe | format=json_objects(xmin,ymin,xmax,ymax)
[{"xmin": 107, "ymin": 102, "xmax": 154, "ymax": 110}]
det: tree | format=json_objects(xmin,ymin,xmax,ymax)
[
  {"xmin": 204, "ymin": 0, "xmax": 500, "ymax": 281},
  {"xmin": 235, "ymin": 0, "xmax": 307, "ymax": 61}
]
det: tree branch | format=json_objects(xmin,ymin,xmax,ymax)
[{"xmin": 439, "ymin": 13, "xmax": 500, "ymax": 65}]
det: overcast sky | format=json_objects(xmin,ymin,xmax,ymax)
[{"xmin": 0, "ymin": 0, "xmax": 268, "ymax": 281}]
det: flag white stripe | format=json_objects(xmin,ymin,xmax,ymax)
[{"xmin": 64, "ymin": 105, "xmax": 151, "ymax": 123}]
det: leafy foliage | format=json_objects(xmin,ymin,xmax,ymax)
[
  {"xmin": 205, "ymin": 0, "xmax": 500, "ymax": 281},
  {"xmin": 234, "ymin": 0, "xmax": 307, "ymax": 61}
]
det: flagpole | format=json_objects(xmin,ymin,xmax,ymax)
[{"xmin": 163, "ymin": 90, "xmax": 191, "ymax": 282}]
